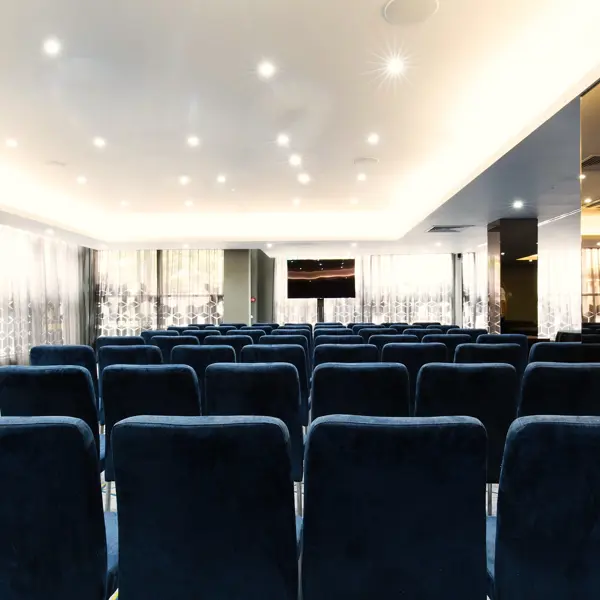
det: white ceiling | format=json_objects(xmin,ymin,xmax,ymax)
[{"xmin": 1, "ymin": 0, "xmax": 600, "ymax": 249}]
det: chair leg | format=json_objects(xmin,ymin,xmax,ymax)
[
  {"xmin": 487, "ymin": 483, "xmax": 493, "ymax": 516},
  {"xmin": 296, "ymin": 481, "xmax": 303, "ymax": 517},
  {"xmin": 105, "ymin": 481, "xmax": 112, "ymax": 512}
]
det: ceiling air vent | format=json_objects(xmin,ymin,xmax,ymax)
[
  {"xmin": 582, "ymin": 155, "xmax": 600, "ymax": 171},
  {"xmin": 427, "ymin": 225, "xmax": 474, "ymax": 234}
]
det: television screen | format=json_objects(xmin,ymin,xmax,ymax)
[{"xmin": 287, "ymin": 259, "xmax": 356, "ymax": 299}]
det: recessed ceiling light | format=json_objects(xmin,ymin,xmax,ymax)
[
  {"xmin": 5, "ymin": 138, "xmax": 18, "ymax": 148},
  {"xmin": 386, "ymin": 54, "xmax": 406, "ymax": 77},
  {"xmin": 351, "ymin": 242, "xmax": 358, "ymax": 248},
  {"xmin": 350, "ymin": 197, "xmax": 359, "ymax": 205},
  {"xmin": 92, "ymin": 137, "xmax": 106, "ymax": 149},
  {"xmin": 289, "ymin": 154, "xmax": 302, "ymax": 167},
  {"xmin": 512, "ymin": 199, "xmax": 524, "ymax": 209},
  {"xmin": 266, "ymin": 243, "xmax": 273, "ymax": 249},
  {"xmin": 45, "ymin": 228, "xmax": 54, "ymax": 236},
  {"xmin": 183, "ymin": 243, "xmax": 190, "ymax": 249},
  {"xmin": 357, "ymin": 173, "xmax": 367, "ymax": 182},
  {"xmin": 297, "ymin": 173, "xmax": 311, "ymax": 185},
  {"xmin": 257, "ymin": 61, "xmax": 277, "ymax": 80},
  {"xmin": 187, "ymin": 135, "xmax": 200, "ymax": 147},
  {"xmin": 120, "ymin": 200, "xmax": 130, "ymax": 208},
  {"xmin": 231, "ymin": 188, "xmax": 236, "ymax": 192},
  {"xmin": 276, "ymin": 133, "xmax": 290, "ymax": 147},
  {"xmin": 184, "ymin": 199, "xmax": 194, "ymax": 207},
  {"xmin": 217, "ymin": 174, "xmax": 227, "ymax": 183},
  {"xmin": 435, "ymin": 242, "xmax": 442, "ymax": 247},
  {"xmin": 367, "ymin": 133, "xmax": 380, "ymax": 145},
  {"xmin": 584, "ymin": 197, "xmax": 592, "ymax": 204},
  {"xmin": 579, "ymin": 174, "xmax": 587, "ymax": 180},
  {"xmin": 179, "ymin": 175, "xmax": 190, "ymax": 186},
  {"xmin": 597, "ymin": 242, "xmax": 600, "ymax": 247},
  {"xmin": 76, "ymin": 175, "xmax": 87, "ymax": 185},
  {"xmin": 501, "ymin": 252, "xmax": 506, "ymax": 256},
  {"xmin": 42, "ymin": 37, "xmax": 62, "ymax": 57},
  {"xmin": 292, "ymin": 197, "xmax": 301, "ymax": 206}
]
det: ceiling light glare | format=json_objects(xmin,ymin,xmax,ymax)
[
  {"xmin": 266, "ymin": 243, "xmax": 273, "ymax": 249},
  {"xmin": 597, "ymin": 242, "xmax": 600, "ymax": 247},
  {"xmin": 183, "ymin": 243, "xmax": 190, "ymax": 249},
  {"xmin": 120, "ymin": 200, "xmax": 130, "ymax": 208},
  {"xmin": 42, "ymin": 37, "xmax": 62, "ymax": 57},
  {"xmin": 5, "ymin": 138, "xmax": 18, "ymax": 148},
  {"xmin": 501, "ymin": 252, "xmax": 506, "ymax": 256},
  {"xmin": 584, "ymin": 198, "xmax": 592, "ymax": 204},
  {"xmin": 367, "ymin": 133, "xmax": 380, "ymax": 145},
  {"xmin": 92, "ymin": 137, "xmax": 106, "ymax": 149},
  {"xmin": 351, "ymin": 242, "xmax": 358, "ymax": 248},
  {"xmin": 276, "ymin": 133, "xmax": 290, "ymax": 147},
  {"xmin": 357, "ymin": 173, "xmax": 367, "ymax": 182},
  {"xmin": 297, "ymin": 173, "xmax": 311, "ymax": 185},
  {"xmin": 292, "ymin": 197, "xmax": 301, "ymax": 206},
  {"xmin": 579, "ymin": 174, "xmax": 587, "ymax": 180},
  {"xmin": 179, "ymin": 175, "xmax": 190, "ymax": 186},
  {"xmin": 257, "ymin": 61, "xmax": 277, "ymax": 80},
  {"xmin": 289, "ymin": 154, "xmax": 302, "ymax": 167},
  {"xmin": 184, "ymin": 199, "xmax": 194, "ymax": 207},
  {"xmin": 187, "ymin": 136, "xmax": 200, "ymax": 147},
  {"xmin": 45, "ymin": 228, "xmax": 54, "ymax": 236},
  {"xmin": 435, "ymin": 242, "xmax": 442, "ymax": 247},
  {"xmin": 217, "ymin": 174, "xmax": 226, "ymax": 183},
  {"xmin": 512, "ymin": 199, "xmax": 524, "ymax": 209},
  {"xmin": 76, "ymin": 175, "xmax": 87, "ymax": 185},
  {"xmin": 350, "ymin": 197, "xmax": 359, "ymax": 205},
  {"xmin": 386, "ymin": 54, "xmax": 406, "ymax": 77}
]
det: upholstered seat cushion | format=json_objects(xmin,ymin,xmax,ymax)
[
  {"xmin": 486, "ymin": 516, "xmax": 497, "ymax": 600},
  {"xmin": 104, "ymin": 511, "xmax": 119, "ymax": 597}
]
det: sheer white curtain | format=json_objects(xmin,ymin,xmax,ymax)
[
  {"xmin": 274, "ymin": 255, "xmax": 454, "ymax": 324},
  {"xmin": 0, "ymin": 225, "xmax": 82, "ymax": 364},
  {"xmin": 462, "ymin": 250, "xmax": 488, "ymax": 329}
]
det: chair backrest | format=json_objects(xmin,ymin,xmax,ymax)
[
  {"xmin": 0, "ymin": 366, "xmax": 100, "ymax": 459},
  {"xmin": 102, "ymin": 365, "xmax": 201, "ymax": 480},
  {"xmin": 242, "ymin": 324, "xmax": 273, "ymax": 335},
  {"xmin": 167, "ymin": 325, "xmax": 199, "ymax": 333},
  {"xmin": 350, "ymin": 323, "xmax": 376, "ymax": 335},
  {"xmin": 368, "ymin": 334, "xmax": 419, "ymax": 357},
  {"xmin": 302, "ymin": 415, "xmax": 486, "ymax": 600},
  {"xmin": 150, "ymin": 335, "xmax": 199, "ymax": 363},
  {"xmin": 259, "ymin": 335, "xmax": 309, "ymax": 364},
  {"xmin": 113, "ymin": 415, "xmax": 298, "ymax": 600},
  {"xmin": 285, "ymin": 322, "xmax": 312, "ymax": 330},
  {"xmin": 381, "ymin": 343, "xmax": 448, "ymax": 409},
  {"xmin": 98, "ymin": 345, "xmax": 163, "ymax": 382},
  {"xmin": 314, "ymin": 335, "xmax": 363, "ymax": 347},
  {"xmin": 311, "ymin": 363, "xmax": 410, "ymax": 419},
  {"xmin": 404, "ymin": 328, "xmax": 441, "ymax": 340},
  {"xmin": 203, "ymin": 335, "xmax": 253, "ymax": 360},
  {"xmin": 96, "ymin": 336, "xmax": 145, "ymax": 351},
  {"xmin": 519, "ymin": 362, "xmax": 600, "ymax": 417},
  {"xmin": 358, "ymin": 327, "xmax": 397, "ymax": 343},
  {"xmin": 0, "ymin": 417, "xmax": 108, "ymax": 600},
  {"xmin": 140, "ymin": 329, "xmax": 179, "ymax": 344},
  {"xmin": 314, "ymin": 328, "xmax": 355, "ymax": 338},
  {"xmin": 314, "ymin": 322, "xmax": 344, "ymax": 327},
  {"xmin": 228, "ymin": 328, "xmax": 265, "ymax": 344},
  {"xmin": 437, "ymin": 324, "xmax": 459, "ymax": 333},
  {"xmin": 493, "ymin": 416, "xmax": 600, "ymax": 600},
  {"xmin": 476, "ymin": 333, "xmax": 528, "ymax": 362},
  {"xmin": 183, "ymin": 329, "xmax": 222, "ymax": 344},
  {"xmin": 207, "ymin": 325, "xmax": 238, "ymax": 335},
  {"xmin": 413, "ymin": 321, "xmax": 441, "ymax": 327},
  {"xmin": 422, "ymin": 334, "xmax": 472, "ymax": 360},
  {"xmin": 313, "ymin": 344, "xmax": 378, "ymax": 367},
  {"xmin": 529, "ymin": 342, "xmax": 600, "ymax": 363},
  {"xmin": 455, "ymin": 343, "xmax": 525, "ymax": 377},
  {"xmin": 221, "ymin": 323, "xmax": 247, "ymax": 329},
  {"xmin": 241, "ymin": 344, "xmax": 309, "ymax": 423},
  {"xmin": 280, "ymin": 326, "xmax": 311, "ymax": 333},
  {"xmin": 447, "ymin": 328, "xmax": 488, "ymax": 342},
  {"xmin": 388, "ymin": 324, "xmax": 416, "ymax": 333},
  {"xmin": 416, "ymin": 363, "xmax": 518, "ymax": 483},
  {"xmin": 254, "ymin": 322, "xmax": 279, "ymax": 331},
  {"xmin": 30, "ymin": 344, "xmax": 98, "ymax": 400},
  {"xmin": 205, "ymin": 363, "xmax": 303, "ymax": 481}
]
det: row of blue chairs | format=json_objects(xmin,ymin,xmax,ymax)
[{"xmin": 2, "ymin": 413, "xmax": 597, "ymax": 599}]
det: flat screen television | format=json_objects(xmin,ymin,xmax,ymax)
[{"xmin": 287, "ymin": 259, "xmax": 356, "ymax": 299}]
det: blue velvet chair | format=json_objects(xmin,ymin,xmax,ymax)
[
  {"xmin": 285, "ymin": 322, "xmax": 312, "ymax": 331},
  {"xmin": 254, "ymin": 322, "xmax": 279, "ymax": 331},
  {"xmin": 447, "ymin": 328, "xmax": 488, "ymax": 342},
  {"xmin": 102, "ymin": 365, "xmax": 201, "ymax": 487},
  {"xmin": 311, "ymin": 363, "xmax": 409, "ymax": 419},
  {"xmin": 414, "ymin": 321, "xmax": 441, "ymax": 327},
  {"xmin": 368, "ymin": 335, "xmax": 419, "ymax": 357},
  {"xmin": 477, "ymin": 333, "xmax": 529, "ymax": 368},
  {"xmin": 314, "ymin": 334, "xmax": 363, "ymax": 347},
  {"xmin": 529, "ymin": 342, "xmax": 600, "ymax": 363},
  {"xmin": 204, "ymin": 363, "xmax": 303, "ymax": 482},
  {"xmin": 171, "ymin": 345, "xmax": 235, "ymax": 401},
  {"xmin": 150, "ymin": 335, "xmax": 199, "ymax": 363},
  {"xmin": 0, "ymin": 366, "xmax": 104, "ymax": 469},
  {"xmin": 455, "ymin": 343, "xmax": 526, "ymax": 377},
  {"xmin": 98, "ymin": 345, "xmax": 162, "ymax": 380},
  {"xmin": 358, "ymin": 327, "xmax": 398, "ymax": 343},
  {"xmin": 416, "ymin": 363, "xmax": 518, "ymax": 489},
  {"xmin": 140, "ymin": 329, "xmax": 179, "ymax": 344},
  {"xmin": 96, "ymin": 336, "xmax": 145, "ymax": 351},
  {"xmin": 381, "ymin": 343, "xmax": 448, "ymax": 411},
  {"xmin": 314, "ymin": 328, "xmax": 355, "ymax": 338},
  {"xmin": 242, "ymin": 324, "xmax": 273, "ymax": 335},
  {"xmin": 280, "ymin": 325, "xmax": 311, "ymax": 332},
  {"xmin": 350, "ymin": 323, "xmax": 376, "ymax": 335},
  {"xmin": 272, "ymin": 328, "xmax": 312, "ymax": 356},
  {"xmin": 167, "ymin": 325, "xmax": 199, "ymax": 333},
  {"xmin": 0, "ymin": 417, "xmax": 118, "ymax": 599},
  {"xmin": 314, "ymin": 323, "xmax": 344, "ymax": 329},
  {"xmin": 228, "ymin": 328, "xmax": 265, "ymax": 344},
  {"xmin": 404, "ymin": 328, "xmax": 442, "ymax": 340},
  {"xmin": 112, "ymin": 415, "xmax": 298, "ymax": 600},
  {"xmin": 222, "ymin": 322, "xmax": 246, "ymax": 329},
  {"xmin": 422, "ymin": 334, "xmax": 472, "ymax": 361},
  {"xmin": 314, "ymin": 344, "xmax": 378, "ymax": 367},
  {"xmin": 302, "ymin": 415, "xmax": 486, "ymax": 600},
  {"xmin": 207, "ymin": 325, "xmax": 238, "ymax": 335},
  {"xmin": 241, "ymin": 344, "xmax": 309, "ymax": 426},
  {"xmin": 388, "ymin": 324, "xmax": 416, "ymax": 333},
  {"xmin": 519, "ymin": 362, "xmax": 600, "ymax": 417},
  {"xmin": 432, "ymin": 324, "xmax": 458, "ymax": 333},
  {"xmin": 204, "ymin": 335, "xmax": 253, "ymax": 360},
  {"xmin": 259, "ymin": 335, "xmax": 310, "ymax": 367},
  {"xmin": 487, "ymin": 416, "xmax": 600, "ymax": 600},
  {"xmin": 183, "ymin": 329, "xmax": 222, "ymax": 344}
]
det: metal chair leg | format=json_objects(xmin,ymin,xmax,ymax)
[
  {"xmin": 105, "ymin": 480, "xmax": 112, "ymax": 512},
  {"xmin": 296, "ymin": 481, "xmax": 303, "ymax": 517},
  {"xmin": 487, "ymin": 483, "xmax": 493, "ymax": 516}
]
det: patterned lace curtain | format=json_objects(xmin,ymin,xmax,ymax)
[
  {"xmin": 0, "ymin": 225, "xmax": 83, "ymax": 365},
  {"xmin": 274, "ymin": 255, "xmax": 454, "ymax": 324},
  {"xmin": 462, "ymin": 250, "xmax": 488, "ymax": 329},
  {"xmin": 159, "ymin": 250, "xmax": 224, "ymax": 327},
  {"xmin": 582, "ymin": 248, "xmax": 600, "ymax": 324}
]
